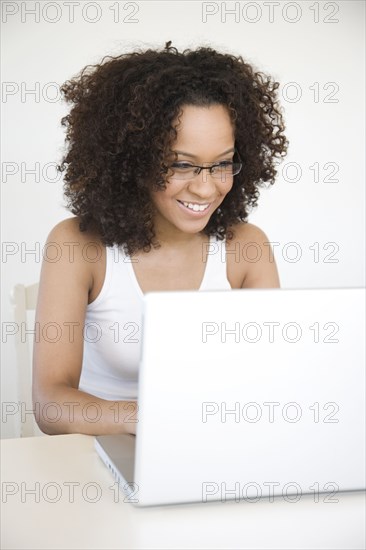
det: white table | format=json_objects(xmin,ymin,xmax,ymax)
[{"xmin": 1, "ymin": 434, "xmax": 365, "ymax": 549}]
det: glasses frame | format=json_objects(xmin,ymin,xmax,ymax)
[{"xmin": 165, "ymin": 149, "xmax": 243, "ymax": 180}]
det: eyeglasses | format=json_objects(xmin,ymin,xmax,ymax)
[{"xmin": 164, "ymin": 151, "xmax": 243, "ymax": 181}]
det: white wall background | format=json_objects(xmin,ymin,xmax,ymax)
[{"xmin": 1, "ymin": 0, "xmax": 365, "ymax": 438}]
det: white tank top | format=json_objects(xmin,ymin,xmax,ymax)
[{"xmin": 78, "ymin": 235, "xmax": 231, "ymax": 401}]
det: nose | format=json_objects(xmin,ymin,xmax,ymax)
[{"xmin": 187, "ymin": 170, "xmax": 218, "ymax": 200}]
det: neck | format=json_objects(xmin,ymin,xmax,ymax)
[{"xmin": 152, "ymin": 216, "xmax": 207, "ymax": 250}]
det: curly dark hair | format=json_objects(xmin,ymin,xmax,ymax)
[{"xmin": 58, "ymin": 41, "xmax": 288, "ymax": 254}]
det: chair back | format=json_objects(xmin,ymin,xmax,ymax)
[{"xmin": 10, "ymin": 283, "xmax": 44, "ymax": 437}]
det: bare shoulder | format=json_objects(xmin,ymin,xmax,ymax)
[
  {"xmin": 47, "ymin": 216, "xmax": 102, "ymax": 245},
  {"xmin": 226, "ymin": 222, "xmax": 280, "ymax": 289},
  {"xmin": 42, "ymin": 216, "xmax": 105, "ymax": 294},
  {"xmin": 47, "ymin": 217, "xmax": 105, "ymax": 261},
  {"xmin": 228, "ymin": 222, "xmax": 270, "ymax": 244}
]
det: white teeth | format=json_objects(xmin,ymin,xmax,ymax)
[{"xmin": 181, "ymin": 201, "xmax": 209, "ymax": 212}]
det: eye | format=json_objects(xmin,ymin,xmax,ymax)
[
  {"xmin": 214, "ymin": 161, "xmax": 234, "ymax": 172},
  {"xmin": 218, "ymin": 160, "xmax": 234, "ymax": 167},
  {"xmin": 171, "ymin": 162, "xmax": 193, "ymax": 170}
]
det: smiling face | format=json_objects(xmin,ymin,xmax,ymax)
[{"xmin": 150, "ymin": 104, "xmax": 236, "ymax": 241}]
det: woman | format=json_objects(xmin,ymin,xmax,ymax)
[{"xmin": 32, "ymin": 41, "xmax": 288, "ymax": 435}]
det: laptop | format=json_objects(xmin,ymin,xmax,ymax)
[{"xmin": 95, "ymin": 287, "xmax": 365, "ymax": 506}]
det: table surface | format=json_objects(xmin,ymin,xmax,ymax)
[{"xmin": 1, "ymin": 433, "xmax": 365, "ymax": 550}]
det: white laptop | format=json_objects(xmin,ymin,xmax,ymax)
[{"xmin": 95, "ymin": 288, "xmax": 365, "ymax": 506}]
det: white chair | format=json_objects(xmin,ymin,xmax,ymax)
[{"xmin": 10, "ymin": 283, "xmax": 45, "ymax": 437}]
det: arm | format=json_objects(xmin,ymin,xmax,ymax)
[{"xmin": 32, "ymin": 218, "xmax": 137, "ymax": 435}]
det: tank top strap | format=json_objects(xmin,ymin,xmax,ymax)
[{"xmin": 199, "ymin": 235, "xmax": 231, "ymax": 290}]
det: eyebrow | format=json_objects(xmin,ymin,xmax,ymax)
[{"xmin": 173, "ymin": 147, "xmax": 235, "ymax": 158}]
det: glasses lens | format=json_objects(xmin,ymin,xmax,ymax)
[
  {"xmin": 167, "ymin": 162, "xmax": 242, "ymax": 180},
  {"xmin": 211, "ymin": 163, "xmax": 242, "ymax": 179},
  {"xmin": 171, "ymin": 164, "xmax": 196, "ymax": 179}
]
